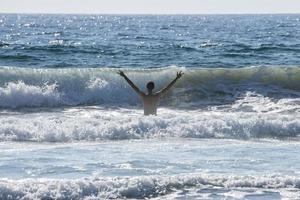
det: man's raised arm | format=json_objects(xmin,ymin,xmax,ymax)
[
  {"xmin": 156, "ymin": 71, "xmax": 184, "ymax": 95},
  {"xmin": 117, "ymin": 70, "xmax": 144, "ymax": 96}
]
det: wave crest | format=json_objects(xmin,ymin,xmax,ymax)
[
  {"xmin": 0, "ymin": 173, "xmax": 299, "ymax": 199},
  {"xmin": 0, "ymin": 81, "xmax": 60, "ymax": 108},
  {"xmin": 0, "ymin": 66, "xmax": 299, "ymax": 108}
]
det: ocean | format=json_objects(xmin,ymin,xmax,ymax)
[{"xmin": 0, "ymin": 14, "xmax": 299, "ymax": 199}]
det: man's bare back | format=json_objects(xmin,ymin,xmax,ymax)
[
  {"xmin": 118, "ymin": 70, "xmax": 183, "ymax": 115},
  {"xmin": 141, "ymin": 93, "xmax": 160, "ymax": 115}
]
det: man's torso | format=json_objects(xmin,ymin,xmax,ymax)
[{"xmin": 141, "ymin": 94, "xmax": 160, "ymax": 115}]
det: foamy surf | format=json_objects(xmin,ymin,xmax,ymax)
[
  {"xmin": 0, "ymin": 66, "xmax": 299, "ymax": 141},
  {"xmin": 1, "ymin": 138, "xmax": 299, "ymax": 199},
  {"xmin": 0, "ymin": 173, "xmax": 299, "ymax": 199},
  {"xmin": 0, "ymin": 105, "xmax": 299, "ymax": 142}
]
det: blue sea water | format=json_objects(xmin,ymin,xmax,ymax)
[
  {"xmin": 1, "ymin": 14, "xmax": 300, "ymax": 68},
  {"xmin": 0, "ymin": 14, "xmax": 300, "ymax": 199}
]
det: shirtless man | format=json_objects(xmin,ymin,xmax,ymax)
[{"xmin": 117, "ymin": 70, "xmax": 184, "ymax": 115}]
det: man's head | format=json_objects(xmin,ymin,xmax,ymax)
[{"xmin": 146, "ymin": 81, "xmax": 155, "ymax": 92}]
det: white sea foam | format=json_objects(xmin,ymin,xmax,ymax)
[
  {"xmin": 0, "ymin": 66, "xmax": 298, "ymax": 141},
  {"xmin": 0, "ymin": 173, "xmax": 299, "ymax": 199},
  {"xmin": 0, "ymin": 81, "xmax": 61, "ymax": 108},
  {"xmin": 0, "ymin": 104, "xmax": 298, "ymax": 142}
]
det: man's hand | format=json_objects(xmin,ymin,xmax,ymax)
[
  {"xmin": 117, "ymin": 70, "xmax": 126, "ymax": 78},
  {"xmin": 176, "ymin": 71, "xmax": 184, "ymax": 79}
]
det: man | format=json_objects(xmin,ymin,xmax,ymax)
[{"xmin": 117, "ymin": 70, "xmax": 184, "ymax": 115}]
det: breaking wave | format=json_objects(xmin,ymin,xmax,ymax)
[
  {"xmin": 0, "ymin": 105, "xmax": 299, "ymax": 142},
  {"xmin": 0, "ymin": 173, "xmax": 299, "ymax": 199},
  {"xmin": 0, "ymin": 66, "xmax": 298, "ymax": 141},
  {"xmin": 0, "ymin": 66, "xmax": 299, "ymax": 109}
]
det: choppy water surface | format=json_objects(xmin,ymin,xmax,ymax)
[
  {"xmin": 0, "ymin": 14, "xmax": 299, "ymax": 199},
  {"xmin": 0, "ymin": 14, "xmax": 300, "ymax": 68}
]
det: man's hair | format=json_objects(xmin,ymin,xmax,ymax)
[{"xmin": 146, "ymin": 81, "xmax": 155, "ymax": 90}]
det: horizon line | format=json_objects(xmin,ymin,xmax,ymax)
[{"xmin": 1, "ymin": 12, "xmax": 300, "ymax": 15}]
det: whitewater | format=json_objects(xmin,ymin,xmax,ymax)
[
  {"xmin": 0, "ymin": 66, "xmax": 299, "ymax": 199},
  {"xmin": 0, "ymin": 14, "xmax": 300, "ymax": 199}
]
